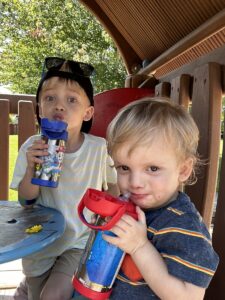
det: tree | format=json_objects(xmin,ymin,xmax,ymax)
[{"xmin": 0, "ymin": 0, "xmax": 126, "ymax": 94}]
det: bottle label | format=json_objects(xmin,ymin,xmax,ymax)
[
  {"xmin": 33, "ymin": 139, "xmax": 66, "ymax": 186},
  {"xmin": 84, "ymin": 231, "xmax": 124, "ymax": 289}
]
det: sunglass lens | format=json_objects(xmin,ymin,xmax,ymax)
[
  {"xmin": 69, "ymin": 61, "xmax": 94, "ymax": 77},
  {"xmin": 43, "ymin": 57, "xmax": 95, "ymax": 77},
  {"xmin": 45, "ymin": 57, "xmax": 64, "ymax": 70},
  {"xmin": 81, "ymin": 63, "xmax": 95, "ymax": 77}
]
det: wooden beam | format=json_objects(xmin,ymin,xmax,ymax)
[
  {"xmin": 139, "ymin": 9, "xmax": 225, "ymax": 76},
  {"xmin": 160, "ymin": 44, "xmax": 225, "ymax": 85},
  {"xmin": 79, "ymin": 0, "xmax": 141, "ymax": 74},
  {"xmin": 0, "ymin": 94, "xmax": 36, "ymax": 114}
]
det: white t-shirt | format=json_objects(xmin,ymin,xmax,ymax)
[{"xmin": 10, "ymin": 133, "xmax": 117, "ymax": 276}]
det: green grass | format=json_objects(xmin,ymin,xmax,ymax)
[
  {"xmin": 9, "ymin": 135, "xmax": 18, "ymax": 200},
  {"xmin": 220, "ymin": 139, "xmax": 223, "ymax": 156}
]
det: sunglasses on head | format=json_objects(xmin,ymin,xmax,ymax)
[{"xmin": 42, "ymin": 57, "xmax": 95, "ymax": 77}]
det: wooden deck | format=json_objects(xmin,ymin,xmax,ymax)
[{"xmin": 0, "ymin": 260, "xmax": 23, "ymax": 300}]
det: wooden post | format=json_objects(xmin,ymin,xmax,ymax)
[
  {"xmin": 185, "ymin": 63, "xmax": 222, "ymax": 227},
  {"xmin": 0, "ymin": 99, "xmax": 9, "ymax": 200},
  {"xmin": 155, "ymin": 82, "xmax": 171, "ymax": 97},
  {"xmin": 205, "ymin": 127, "xmax": 225, "ymax": 298},
  {"xmin": 18, "ymin": 101, "xmax": 37, "ymax": 148},
  {"xmin": 170, "ymin": 74, "xmax": 191, "ymax": 108}
]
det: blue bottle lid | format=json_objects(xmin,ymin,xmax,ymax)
[{"xmin": 41, "ymin": 118, "xmax": 68, "ymax": 140}]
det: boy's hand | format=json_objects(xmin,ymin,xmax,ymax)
[
  {"xmin": 103, "ymin": 206, "xmax": 148, "ymax": 255},
  {"xmin": 26, "ymin": 139, "xmax": 49, "ymax": 169}
]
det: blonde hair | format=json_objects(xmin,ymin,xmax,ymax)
[{"xmin": 107, "ymin": 97, "xmax": 200, "ymax": 185}]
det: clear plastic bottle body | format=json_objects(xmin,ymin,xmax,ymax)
[
  {"xmin": 75, "ymin": 216, "xmax": 125, "ymax": 293},
  {"xmin": 73, "ymin": 189, "xmax": 136, "ymax": 299}
]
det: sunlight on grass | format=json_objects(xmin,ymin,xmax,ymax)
[
  {"xmin": 9, "ymin": 135, "xmax": 18, "ymax": 201},
  {"xmin": 220, "ymin": 139, "xmax": 223, "ymax": 156}
]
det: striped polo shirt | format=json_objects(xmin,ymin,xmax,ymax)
[{"xmin": 111, "ymin": 192, "xmax": 219, "ymax": 300}]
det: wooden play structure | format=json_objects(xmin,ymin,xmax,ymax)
[{"xmin": 0, "ymin": 1, "xmax": 225, "ymax": 298}]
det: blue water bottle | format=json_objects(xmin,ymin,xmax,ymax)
[
  {"xmin": 73, "ymin": 189, "xmax": 137, "ymax": 300},
  {"xmin": 31, "ymin": 118, "xmax": 68, "ymax": 188}
]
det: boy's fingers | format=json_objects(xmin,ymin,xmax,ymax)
[
  {"xmin": 136, "ymin": 206, "xmax": 146, "ymax": 224},
  {"xmin": 102, "ymin": 233, "xmax": 118, "ymax": 246},
  {"xmin": 27, "ymin": 150, "xmax": 48, "ymax": 159}
]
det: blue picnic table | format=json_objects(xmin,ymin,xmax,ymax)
[{"xmin": 0, "ymin": 201, "xmax": 65, "ymax": 264}]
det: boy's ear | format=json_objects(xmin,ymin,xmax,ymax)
[
  {"xmin": 83, "ymin": 106, "xmax": 94, "ymax": 121},
  {"xmin": 178, "ymin": 157, "xmax": 194, "ymax": 183}
]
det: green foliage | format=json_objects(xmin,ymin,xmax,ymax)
[{"xmin": 0, "ymin": 0, "xmax": 126, "ymax": 94}]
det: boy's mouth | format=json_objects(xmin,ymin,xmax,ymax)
[
  {"xmin": 53, "ymin": 114, "xmax": 64, "ymax": 121},
  {"xmin": 130, "ymin": 193, "xmax": 148, "ymax": 202}
]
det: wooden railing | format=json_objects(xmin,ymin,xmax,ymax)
[{"xmin": 0, "ymin": 94, "xmax": 37, "ymax": 200}]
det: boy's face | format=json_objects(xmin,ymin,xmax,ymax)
[
  {"xmin": 39, "ymin": 77, "xmax": 94, "ymax": 132},
  {"xmin": 113, "ymin": 137, "xmax": 193, "ymax": 210}
]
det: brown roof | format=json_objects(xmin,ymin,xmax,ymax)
[{"xmin": 79, "ymin": 0, "xmax": 225, "ymax": 77}]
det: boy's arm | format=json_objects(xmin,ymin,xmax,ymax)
[
  {"xmin": 18, "ymin": 139, "xmax": 49, "ymax": 202},
  {"xmin": 103, "ymin": 206, "xmax": 206, "ymax": 300},
  {"xmin": 11, "ymin": 137, "xmax": 48, "ymax": 206},
  {"xmin": 131, "ymin": 238, "xmax": 205, "ymax": 300},
  {"xmin": 18, "ymin": 166, "xmax": 40, "ymax": 201}
]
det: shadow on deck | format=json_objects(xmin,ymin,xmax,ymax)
[{"xmin": 0, "ymin": 260, "xmax": 23, "ymax": 299}]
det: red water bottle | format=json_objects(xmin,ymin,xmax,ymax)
[{"xmin": 73, "ymin": 188, "xmax": 137, "ymax": 300}]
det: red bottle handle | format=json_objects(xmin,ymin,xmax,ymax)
[
  {"xmin": 77, "ymin": 189, "xmax": 132, "ymax": 230},
  {"xmin": 78, "ymin": 199, "xmax": 128, "ymax": 231}
]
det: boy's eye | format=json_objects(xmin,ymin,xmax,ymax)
[
  {"xmin": 116, "ymin": 165, "xmax": 129, "ymax": 172},
  {"xmin": 45, "ymin": 95, "xmax": 55, "ymax": 102},
  {"xmin": 68, "ymin": 97, "xmax": 77, "ymax": 103},
  {"xmin": 148, "ymin": 166, "xmax": 159, "ymax": 172}
]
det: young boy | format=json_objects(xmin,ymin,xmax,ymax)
[
  {"xmin": 104, "ymin": 97, "xmax": 219, "ymax": 299},
  {"xmin": 10, "ymin": 57, "xmax": 118, "ymax": 300}
]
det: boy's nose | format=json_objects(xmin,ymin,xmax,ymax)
[
  {"xmin": 55, "ymin": 106, "xmax": 64, "ymax": 111},
  {"xmin": 129, "ymin": 173, "xmax": 144, "ymax": 189},
  {"xmin": 54, "ymin": 100, "xmax": 65, "ymax": 111}
]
